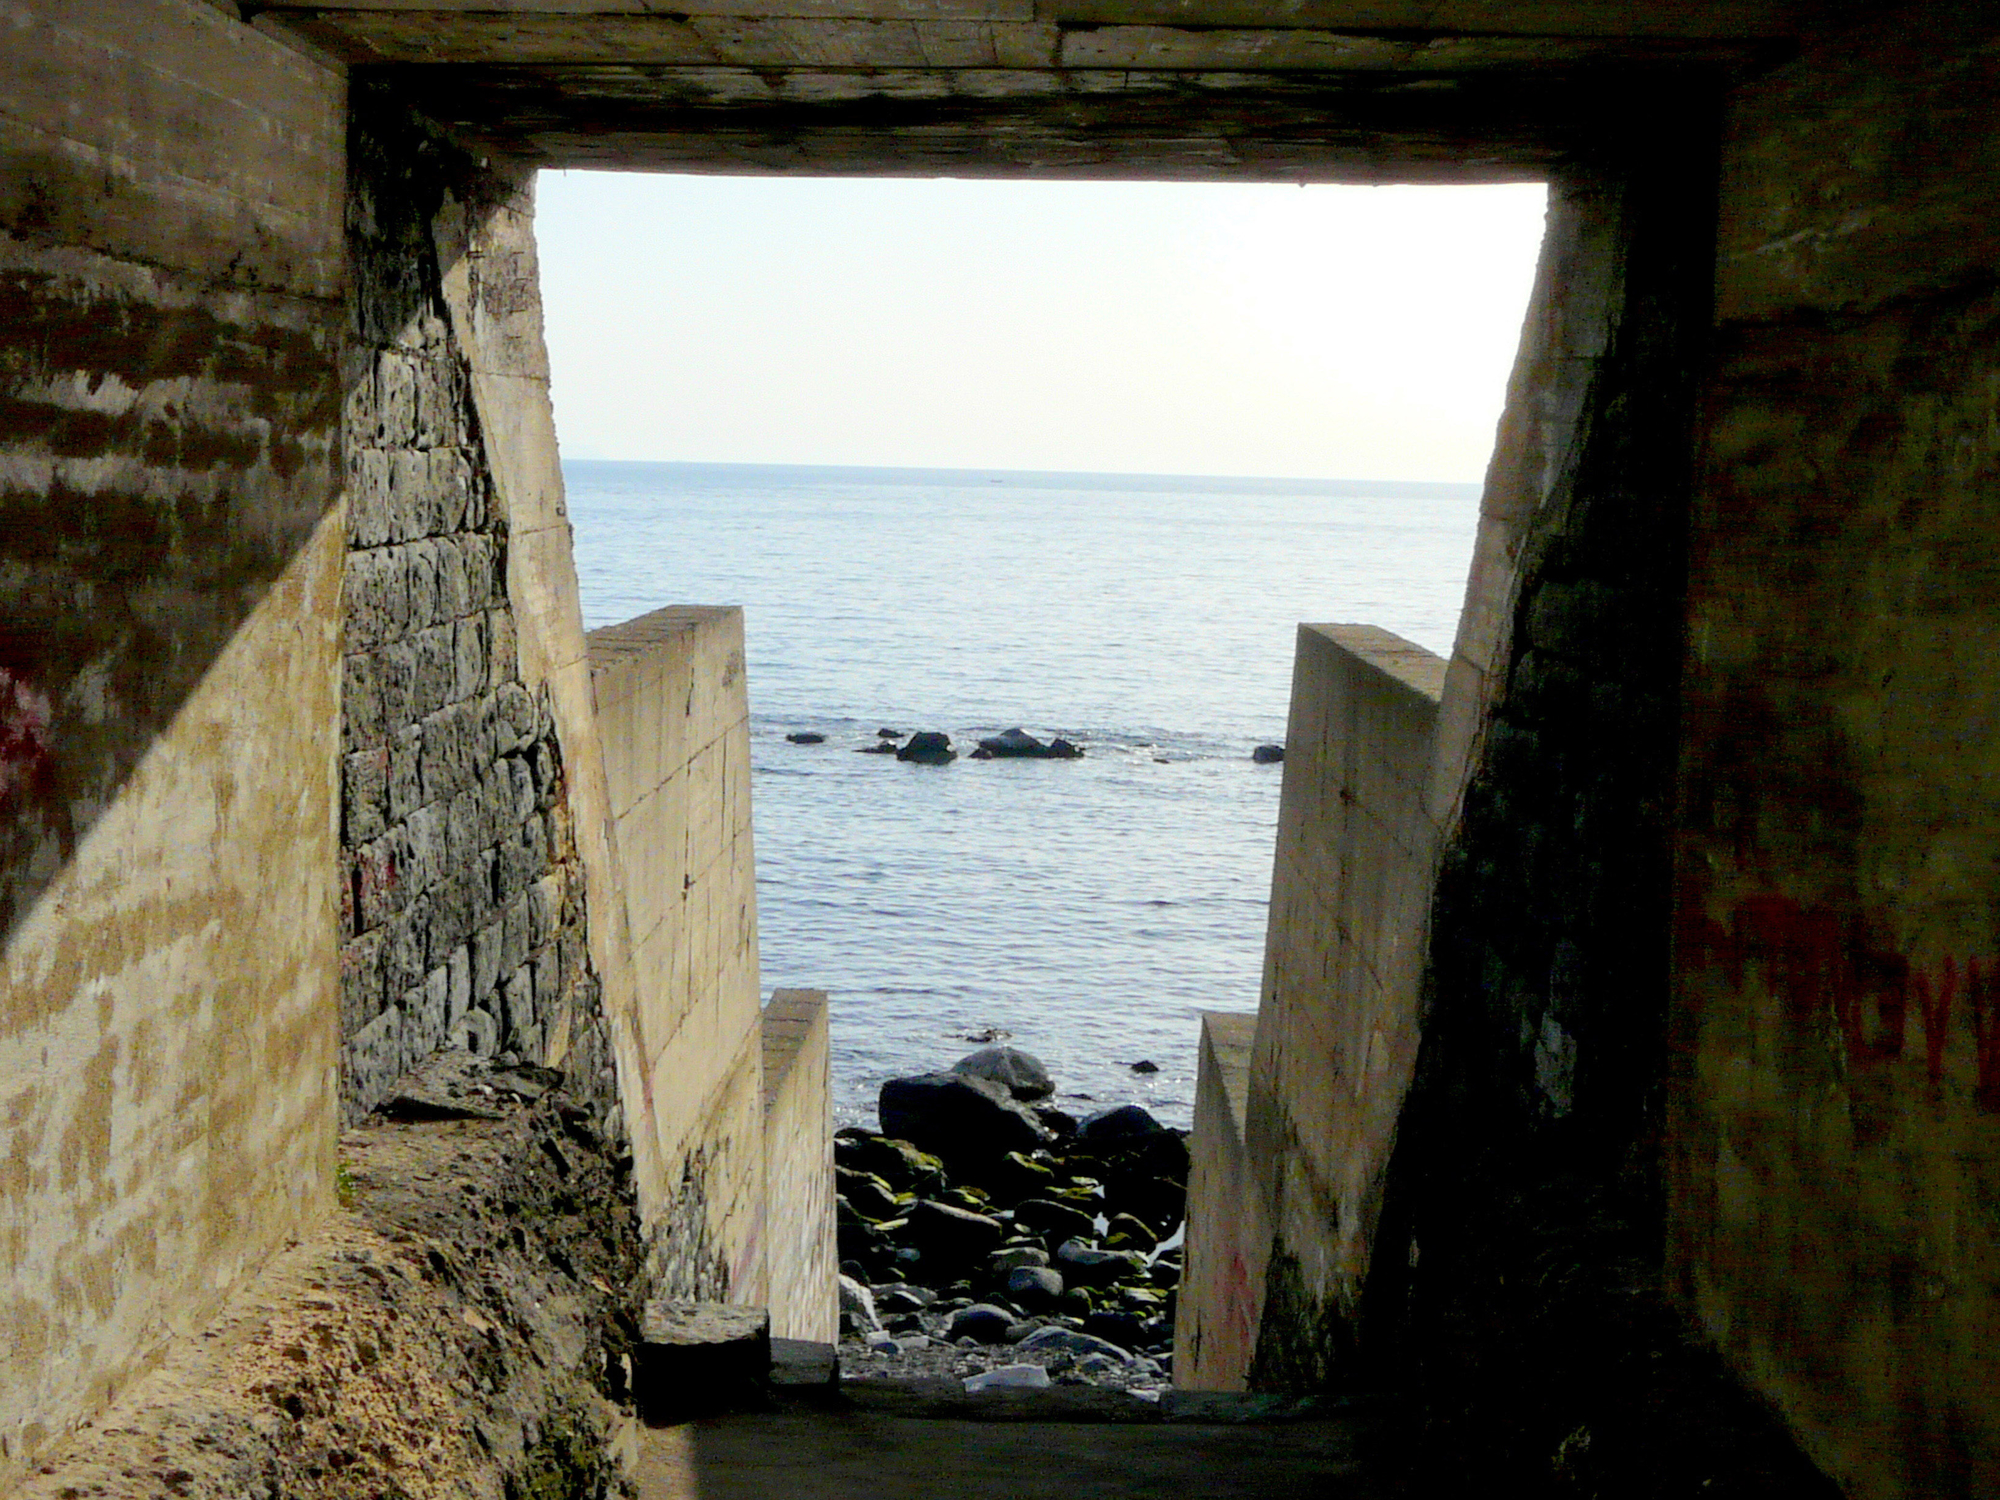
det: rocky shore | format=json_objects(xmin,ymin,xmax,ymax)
[{"xmin": 834, "ymin": 1046, "xmax": 1187, "ymax": 1400}]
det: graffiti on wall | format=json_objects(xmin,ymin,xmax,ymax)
[{"xmin": 1680, "ymin": 893, "xmax": 2000, "ymax": 1112}]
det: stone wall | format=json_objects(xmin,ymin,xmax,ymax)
[
  {"xmin": 762, "ymin": 988, "xmax": 837, "ymax": 1343},
  {"xmin": 587, "ymin": 606, "xmax": 766, "ymax": 1300},
  {"xmin": 1670, "ymin": 9, "xmax": 2000, "ymax": 1497},
  {"xmin": 1238, "ymin": 625, "xmax": 1446, "ymax": 1389},
  {"xmin": 0, "ymin": 1, "xmax": 345, "ymax": 1484},
  {"xmin": 337, "ymin": 89, "xmax": 612, "ymax": 1129}
]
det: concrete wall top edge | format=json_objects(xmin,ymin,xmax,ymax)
[{"xmin": 1302, "ymin": 622, "xmax": 1449, "ymax": 702}]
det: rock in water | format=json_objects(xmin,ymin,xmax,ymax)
[
  {"xmin": 858, "ymin": 741, "xmax": 899, "ymax": 754},
  {"xmin": 878, "ymin": 1070, "xmax": 1053, "ymax": 1168},
  {"xmin": 897, "ymin": 731, "xmax": 957, "ymax": 764},
  {"xmin": 977, "ymin": 727, "xmax": 1047, "ymax": 757},
  {"xmin": 951, "ymin": 1043, "xmax": 1054, "ymax": 1101},
  {"xmin": 878, "ymin": 727, "xmax": 906, "ymax": 738},
  {"xmin": 786, "ymin": 731, "xmax": 826, "ymax": 744},
  {"xmin": 1129, "ymin": 1059, "xmax": 1159, "ymax": 1074},
  {"xmin": 1046, "ymin": 737, "xmax": 1083, "ymax": 759},
  {"xmin": 1251, "ymin": 743, "xmax": 1285, "ymax": 764}
]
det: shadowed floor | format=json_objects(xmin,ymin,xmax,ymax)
[{"xmin": 636, "ymin": 1409, "xmax": 1384, "ymax": 1499}]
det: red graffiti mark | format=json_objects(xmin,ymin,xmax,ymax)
[
  {"xmin": 1969, "ymin": 960, "xmax": 2000, "ymax": 1113},
  {"xmin": 1913, "ymin": 959, "xmax": 1956, "ymax": 1084},
  {"xmin": 1692, "ymin": 894, "xmax": 2000, "ymax": 1111},
  {"xmin": 0, "ymin": 664, "xmax": 54, "ymax": 804}
]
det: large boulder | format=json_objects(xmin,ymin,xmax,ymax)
[
  {"xmin": 951, "ymin": 1044, "xmax": 1054, "ymax": 1101},
  {"xmin": 878, "ymin": 1070, "xmax": 1052, "ymax": 1169},
  {"xmin": 896, "ymin": 731, "xmax": 956, "ymax": 764}
]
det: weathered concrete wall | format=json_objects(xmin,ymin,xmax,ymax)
[
  {"xmin": 762, "ymin": 988, "xmax": 836, "ymax": 1343},
  {"xmin": 1671, "ymin": 9, "xmax": 2000, "ymax": 1496},
  {"xmin": 338, "ymin": 91, "xmax": 615, "ymax": 1131},
  {"xmin": 1175, "ymin": 1011, "xmax": 1260, "ymax": 1391},
  {"xmin": 0, "ymin": 1, "xmax": 345, "ymax": 1484},
  {"xmin": 588, "ymin": 605, "xmax": 764, "ymax": 1301},
  {"xmin": 1236, "ymin": 625, "xmax": 1445, "ymax": 1388}
]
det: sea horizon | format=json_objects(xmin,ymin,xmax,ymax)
[{"xmin": 561, "ymin": 456, "xmax": 1483, "ymax": 502}]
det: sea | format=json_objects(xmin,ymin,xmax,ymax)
[{"xmin": 565, "ymin": 461, "xmax": 1481, "ymax": 1131}]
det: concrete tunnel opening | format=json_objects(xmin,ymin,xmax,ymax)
[{"xmin": 530, "ymin": 167, "xmax": 1552, "ymax": 1392}]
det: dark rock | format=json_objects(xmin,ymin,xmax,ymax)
[
  {"xmin": 1078, "ymin": 1104, "xmax": 1166, "ymax": 1144},
  {"xmin": 947, "ymin": 1303, "xmax": 1016, "ymax": 1344},
  {"xmin": 878, "ymin": 728, "xmax": 905, "ymax": 739},
  {"xmin": 835, "ymin": 1132, "xmax": 947, "ymax": 1195},
  {"xmin": 1055, "ymin": 1239, "xmax": 1146, "ymax": 1288},
  {"xmin": 1251, "ymin": 743, "xmax": 1285, "ymax": 764},
  {"xmin": 987, "ymin": 1245, "xmax": 1051, "ymax": 1275},
  {"xmin": 977, "ymin": 727, "xmax": 1048, "ymax": 757},
  {"xmin": 840, "ymin": 1259, "xmax": 870, "ymax": 1284},
  {"xmin": 969, "ymin": 746, "xmax": 995, "ymax": 759},
  {"xmin": 874, "ymin": 1285, "xmax": 935, "ymax": 1316},
  {"xmin": 878, "ymin": 1071, "xmax": 1052, "ymax": 1169},
  {"xmin": 1006, "ymin": 1265, "xmax": 1065, "ymax": 1311},
  {"xmin": 1033, "ymin": 1104, "xmax": 1079, "ymax": 1142},
  {"xmin": 1046, "ymin": 738, "xmax": 1083, "ymax": 759},
  {"xmin": 1104, "ymin": 1176, "xmax": 1187, "ymax": 1235},
  {"xmin": 1149, "ymin": 1260, "xmax": 1181, "ymax": 1289},
  {"xmin": 1083, "ymin": 1309, "xmax": 1147, "ymax": 1348},
  {"xmin": 836, "ymin": 1166, "xmax": 903, "ymax": 1221},
  {"xmin": 785, "ymin": 732, "xmax": 826, "ymax": 744},
  {"xmin": 1128, "ymin": 1059, "xmax": 1159, "ymax": 1075},
  {"xmin": 1103, "ymin": 1213, "xmax": 1157, "ymax": 1251},
  {"xmin": 901, "ymin": 1199, "xmax": 1006, "ymax": 1271},
  {"xmin": 858, "ymin": 741, "xmax": 899, "ymax": 754},
  {"xmin": 1015, "ymin": 1325, "xmax": 1136, "ymax": 1365},
  {"xmin": 1013, "ymin": 1197, "xmax": 1096, "ymax": 1243},
  {"xmin": 896, "ymin": 731, "xmax": 957, "ymax": 765},
  {"xmin": 952, "ymin": 1044, "xmax": 1054, "ymax": 1101},
  {"xmin": 978, "ymin": 1149, "xmax": 1060, "ymax": 1206}
]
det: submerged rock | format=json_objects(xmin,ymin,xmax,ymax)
[
  {"xmin": 858, "ymin": 741, "xmax": 899, "ymax": 754},
  {"xmin": 1252, "ymin": 743, "xmax": 1285, "ymax": 764},
  {"xmin": 978, "ymin": 727, "xmax": 1048, "ymax": 757},
  {"xmin": 785, "ymin": 731, "xmax": 826, "ymax": 744}
]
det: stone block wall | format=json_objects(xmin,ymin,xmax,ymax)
[
  {"xmin": 762, "ymin": 989, "xmax": 837, "ymax": 1343},
  {"xmin": 337, "ymin": 90, "xmax": 613, "ymax": 1129},
  {"xmin": 1240, "ymin": 625, "xmax": 1446, "ymax": 1389},
  {"xmin": 0, "ymin": 0, "xmax": 345, "ymax": 1484},
  {"xmin": 1175, "ymin": 1011, "xmax": 1260, "ymax": 1391}
]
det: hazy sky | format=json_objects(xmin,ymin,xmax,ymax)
[{"xmin": 535, "ymin": 173, "xmax": 1547, "ymax": 484}]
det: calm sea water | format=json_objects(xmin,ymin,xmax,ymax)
[{"xmin": 565, "ymin": 461, "xmax": 1479, "ymax": 1129}]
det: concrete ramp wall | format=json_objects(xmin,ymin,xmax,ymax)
[{"xmin": 1180, "ymin": 625, "xmax": 1444, "ymax": 1389}]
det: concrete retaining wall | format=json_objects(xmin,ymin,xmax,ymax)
[
  {"xmin": 1180, "ymin": 625, "xmax": 1444, "ymax": 1389},
  {"xmin": 1175, "ymin": 1012, "xmax": 1260, "ymax": 1391},
  {"xmin": 763, "ymin": 988, "xmax": 838, "ymax": 1343},
  {"xmin": 588, "ymin": 606, "xmax": 768, "ymax": 1301},
  {"xmin": 0, "ymin": 2, "xmax": 345, "ymax": 1484}
]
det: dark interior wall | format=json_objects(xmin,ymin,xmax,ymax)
[
  {"xmin": 1337, "ymin": 110, "xmax": 1840, "ymax": 1497},
  {"xmin": 339, "ymin": 85, "xmax": 620, "ymax": 1133},
  {"xmin": 1672, "ymin": 9, "xmax": 2000, "ymax": 1497}
]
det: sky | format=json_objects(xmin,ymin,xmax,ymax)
[{"xmin": 535, "ymin": 173, "xmax": 1548, "ymax": 485}]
